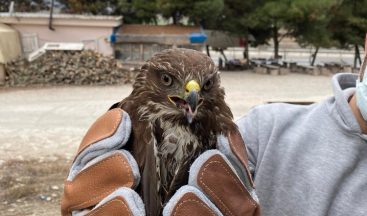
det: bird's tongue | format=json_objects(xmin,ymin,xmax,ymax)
[
  {"xmin": 169, "ymin": 96, "xmax": 195, "ymax": 123},
  {"xmin": 169, "ymin": 96, "xmax": 187, "ymax": 108},
  {"xmin": 185, "ymin": 105, "xmax": 194, "ymax": 123}
]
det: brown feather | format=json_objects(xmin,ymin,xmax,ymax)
[{"xmin": 118, "ymin": 48, "xmax": 237, "ymax": 215}]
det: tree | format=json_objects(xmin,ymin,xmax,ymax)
[
  {"xmin": 289, "ymin": 0, "xmax": 339, "ymax": 65},
  {"xmin": 0, "ymin": 0, "xmax": 49, "ymax": 12},
  {"xmin": 329, "ymin": 0, "xmax": 367, "ymax": 68},
  {"xmin": 115, "ymin": 0, "xmax": 158, "ymax": 24},
  {"xmin": 157, "ymin": 0, "xmax": 186, "ymax": 24},
  {"xmin": 61, "ymin": 0, "xmax": 158, "ymax": 24},
  {"xmin": 207, "ymin": 0, "xmax": 268, "ymax": 60},
  {"xmin": 186, "ymin": 0, "xmax": 224, "ymax": 27},
  {"xmin": 157, "ymin": 0, "xmax": 224, "ymax": 25},
  {"xmin": 63, "ymin": 0, "xmax": 107, "ymax": 14},
  {"xmin": 251, "ymin": 0, "xmax": 293, "ymax": 60}
]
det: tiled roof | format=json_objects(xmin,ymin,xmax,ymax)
[{"xmin": 120, "ymin": 24, "xmax": 201, "ymax": 35}]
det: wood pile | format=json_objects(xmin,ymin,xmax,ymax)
[{"xmin": 5, "ymin": 50, "xmax": 133, "ymax": 86}]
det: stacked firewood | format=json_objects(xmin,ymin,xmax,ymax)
[{"xmin": 5, "ymin": 50, "xmax": 133, "ymax": 86}]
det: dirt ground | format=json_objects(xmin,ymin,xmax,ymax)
[{"xmin": 0, "ymin": 71, "xmax": 334, "ymax": 215}]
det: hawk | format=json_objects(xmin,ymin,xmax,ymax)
[{"xmin": 116, "ymin": 48, "xmax": 236, "ymax": 215}]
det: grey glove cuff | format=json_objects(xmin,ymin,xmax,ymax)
[
  {"xmin": 67, "ymin": 111, "xmax": 132, "ymax": 181},
  {"xmin": 163, "ymin": 185, "xmax": 223, "ymax": 216},
  {"xmin": 72, "ymin": 187, "xmax": 145, "ymax": 216}
]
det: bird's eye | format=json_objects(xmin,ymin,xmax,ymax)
[
  {"xmin": 203, "ymin": 79, "xmax": 213, "ymax": 91},
  {"xmin": 161, "ymin": 73, "xmax": 173, "ymax": 86}
]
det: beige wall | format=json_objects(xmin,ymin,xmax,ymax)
[{"xmin": 9, "ymin": 24, "xmax": 114, "ymax": 56}]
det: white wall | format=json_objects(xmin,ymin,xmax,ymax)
[{"xmin": 9, "ymin": 24, "xmax": 114, "ymax": 56}]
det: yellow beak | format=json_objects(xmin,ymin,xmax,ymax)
[
  {"xmin": 185, "ymin": 80, "xmax": 200, "ymax": 93},
  {"xmin": 168, "ymin": 80, "xmax": 201, "ymax": 124}
]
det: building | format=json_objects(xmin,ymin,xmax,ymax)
[
  {"xmin": 114, "ymin": 24, "xmax": 207, "ymax": 64},
  {"xmin": 0, "ymin": 12, "xmax": 122, "ymax": 56},
  {"xmin": 204, "ymin": 30, "xmax": 243, "ymax": 50}
]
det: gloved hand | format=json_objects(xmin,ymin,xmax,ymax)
[
  {"xmin": 61, "ymin": 108, "xmax": 260, "ymax": 216},
  {"xmin": 162, "ymin": 131, "xmax": 260, "ymax": 216},
  {"xmin": 61, "ymin": 108, "xmax": 145, "ymax": 216}
]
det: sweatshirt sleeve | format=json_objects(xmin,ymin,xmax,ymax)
[{"xmin": 236, "ymin": 107, "xmax": 260, "ymax": 178}]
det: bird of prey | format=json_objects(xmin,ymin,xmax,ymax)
[{"xmin": 116, "ymin": 48, "xmax": 236, "ymax": 215}]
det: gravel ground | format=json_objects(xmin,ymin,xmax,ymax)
[
  {"xmin": 0, "ymin": 71, "xmax": 333, "ymax": 162},
  {"xmin": 0, "ymin": 71, "xmax": 334, "ymax": 215}
]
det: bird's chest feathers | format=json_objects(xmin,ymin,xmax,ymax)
[{"xmin": 156, "ymin": 121, "xmax": 200, "ymax": 163}]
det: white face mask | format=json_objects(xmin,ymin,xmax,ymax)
[{"xmin": 356, "ymin": 62, "xmax": 367, "ymax": 121}]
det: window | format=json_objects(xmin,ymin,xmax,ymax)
[
  {"xmin": 21, "ymin": 33, "xmax": 39, "ymax": 55},
  {"xmin": 131, "ymin": 44, "xmax": 141, "ymax": 61},
  {"xmin": 115, "ymin": 43, "xmax": 172, "ymax": 61},
  {"xmin": 177, "ymin": 44, "xmax": 202, "ymax": 51},
  {"xmin": 115, "ymin": 44, "xmax": 132, "ymax": 60}
]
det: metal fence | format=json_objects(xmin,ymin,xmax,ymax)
[{"xmin": 210, "ymin": 47, "xmax": 365, "ymax": 66}]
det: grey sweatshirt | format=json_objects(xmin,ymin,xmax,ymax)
[{"xmin": 236, "ymin": 73, "xmax": 367, "ymax": 216}]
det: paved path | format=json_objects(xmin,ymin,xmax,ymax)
[{"xmin": 0, "ymin": 72, "xmax": 333, "ymax": 162}]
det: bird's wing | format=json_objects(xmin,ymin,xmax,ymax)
[
  {"xmin": 164, "ymin": 149, "xmax": 196, "ymax": 200},
  {"xmin": 119, "ymin": 98, "xmax": 163, "ymax": 215},
  {"xmin": 132, "ymin": 120, "xmax": 162, "ymax": 215}
]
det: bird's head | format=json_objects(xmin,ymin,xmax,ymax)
[{"xmin": 132, "ymin": 48, "xmax": 233, "ymax": 127}]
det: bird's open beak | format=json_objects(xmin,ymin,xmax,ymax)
[{"xmin": 168, "ymin": 80, "xmax": 203, "ymax": 123}]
